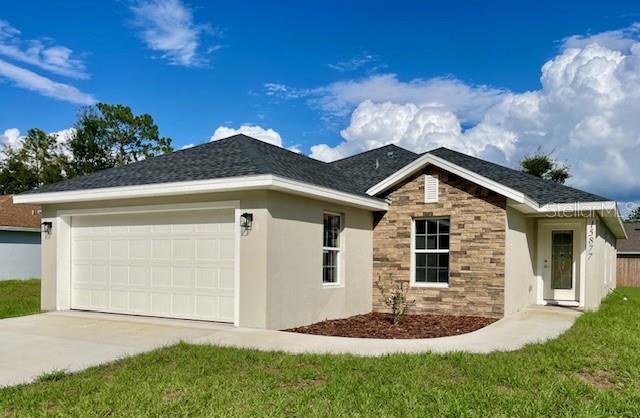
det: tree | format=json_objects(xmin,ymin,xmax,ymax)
[
  {"xmin": 0, "ymin": 128, "xmax": 68, "ymax": 194},
  {"xmin": 66, "ymin": 103, "xmax": 173, "ymax": 175},
  {"xmin": 627, "ymin": 206, "xmax": 640, "ymax": 223},
  {"xmin": 66, "ymin": 107, "xmax": 114, "ymax": 177},
  {"xmin": 520, "ymin": 147, "xmax": 570, "ymax": 184}
]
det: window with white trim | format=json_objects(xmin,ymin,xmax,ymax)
[
  {"xmin": 322, "ymin": 213, "xmax": 342, "ymax": 284},
  {"xmin": 414, "ymin": 218, "xmax": 450, "ymax": 284}
]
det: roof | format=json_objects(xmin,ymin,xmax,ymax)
[
  {"xmin": 329, "ymin": 144, "xmax": 419, "ymax": 193},
  {"xmin": 20, "ymin": 134, "xmax": 610, "ymax": 207},
  {"xmin": 427, "ymin": 147, "xmax": 610, "ymax": 205},
  {"xmin": 24, "ymin": 134, "xmax": 375, "ymax": 199},
  {"xmin": 619, "ymin": 223, "xmax": 640, "ymax": 253},
  {"xmin": 0, "ymin": 195, "xmax": 41, "ymax": 230}
]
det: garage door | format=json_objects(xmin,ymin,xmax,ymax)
[{"xmin": 70, "ymin": 210, "xmax": 236, "ymax": 322}]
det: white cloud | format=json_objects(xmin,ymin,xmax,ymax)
[
  {"xmin": 309, "ymin": 24, "xmax": 640, "ymax": 201},
  {"xmin": 266, "ymin": 74, "xmax": 507, "ymax": 125},
  {"xmin": 0, "ymin": 128, "xmax": 23, "ymax": 149},
  {"xmin": 310, "ymin": 100, "xmax": 515, "ymax": 162},
  {"xmin": 211, "ymin": 125, "xmax": 283, "ymax": 147},
  {"xmin": 130, "ymin": 0, "xmax": 220, "ymax": 67},
  {"xmin": 180, "ymin": 143, "xmax": 195, "ymax": 150},
  {"xmin": 0, "ymin": 59, "xmax": 95, "ymax": 104},
  {"xmin": 562, "ymin": 22, "xmax": 640, "ymax": 51},
  {"xmin": 1, "ymin": 127, "xmax": 75, "ymax": 160},
  {"xmin": 0, "ymin": 20, "xmax": 88, "ymax": 79},
  {"xmin": 328, "ymin": 52, "xmax": 378, "ymax": 72}
]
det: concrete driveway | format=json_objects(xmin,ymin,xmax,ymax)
[
  {"xmin": 0, "ymin": 306, "xmax": 580, "ymax": 387},
  {"xmin": 0, "ymin": 312, "xmax": 231, "ymax": 387}
]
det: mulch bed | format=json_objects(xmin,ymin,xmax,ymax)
[{"xmin": 286, "ymin": 312, "xmax": 497, "ymax": 339}]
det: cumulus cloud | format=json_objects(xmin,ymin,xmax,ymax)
[
  {"xmin": 562, "ymin": 22, "xmax": 640, "ymax": 51},
  {"xmin": 130, "ymin": 0, "xmax": 220, "ymax": 67},
  {"xmin": 265, "ymin": 74, "xmax": 507, "ymax": 125},
  {"xmin": 310, "ymin": 100, "xmax": 515, "ymax": 162},
  {"xmin": 0, "ymin": 20, "xmax": 88, "ymax": 79},
  {"xmin": 309, "ymin": 24, "xmax": 640, "ymax": 201},
  {"xmin": 0, "ymin": 128, "xmax": 23, "ymax": 149},
  {"xmin": 211, "ymin": 125, "xmax": 283, "ymax": 147},
  {"xmin": 0, "ymin": 59, "xmax": 95, "ymax": 104},
  {"xmin": 1, "ymin": 127, "xmax": 75, "ymax": 159}
]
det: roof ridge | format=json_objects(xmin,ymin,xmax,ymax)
[
  {"xmin": 231, "ymin": 134, "xmax": 333, "ymax": 166},
  {"xmin": 330, "ymin": 143, "xmax": 416, "ymax": 164}
]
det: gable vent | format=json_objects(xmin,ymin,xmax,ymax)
[{"xmin": 424, "ymin": 174, "xmax": 439, "ymax": 203}]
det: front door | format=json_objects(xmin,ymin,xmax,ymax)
[{"xmin": 542, "ymin": 224, "xmax": 580, "ymax": 302}]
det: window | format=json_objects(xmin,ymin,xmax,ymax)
[
  {"xmin": 323, "ymin": 213, "xmax": 342, "ymax": 285},
  {"xmin": 414, "ymin": 218, "xmax": 450, "ymax": 285}
]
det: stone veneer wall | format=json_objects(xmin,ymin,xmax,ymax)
[{"xmin": 372, "ymin": 165, "xmax": 507, "ymax": 318}]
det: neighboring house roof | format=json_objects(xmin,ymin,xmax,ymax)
[
  {"xmin": 618, "ymin": 223, "xmax": 640, "ymax": 253},
  {"xmin": 0, "ymin": 195, "xmax": 41, "ymax": 231}
]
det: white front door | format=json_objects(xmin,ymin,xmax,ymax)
[
  {"xmin": 541, "ymin": 223, "xmax": 580, "ymax": 302},
  {"xmin": 70, "ymin": 209, "xmax": 236, "ymax": 322}
]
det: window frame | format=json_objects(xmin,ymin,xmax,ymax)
[
  {"xmin": 411, "ymin": 217, "xmax": 450, "ymax": 288},
  {"xmin": 322, "ymin": 211, "xmax": 343, "ymax": 287}
]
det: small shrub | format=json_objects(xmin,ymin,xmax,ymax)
[{"xmin": 375, "ymin": 277, "xmax": 416, "ymax": 325}]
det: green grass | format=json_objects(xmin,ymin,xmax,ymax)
[
  {"xmin": 0, "ymin": 279, "xmax": 40, "ymax": 319},
  {"xmin": 1, "ymin": 288, "xmax": 640, "ymax": 417}
]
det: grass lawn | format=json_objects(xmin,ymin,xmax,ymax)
[
  {"xmin": 1, "ymin": 289, "xmax": 639, "ymax": 417},
  {"xmin": 0, "ymin": 279, "xmax": 40, "ymax": 319}
]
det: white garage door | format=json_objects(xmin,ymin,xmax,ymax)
[{"xmin": 70, "ymin": 210, "xmax": 236, "ymax": 322}]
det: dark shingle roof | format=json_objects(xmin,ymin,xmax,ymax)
[
  {"xmin": 24, "ymin": 135, "xmax": 375, "ymax": 198},
  {"xmin": 23, "ymin": 135, "xmax": 611, "ymax": 206},
  {"xmin": 619, "ymin": 223, "xmax": 640, "ymax": 253},
  {"xmin": 428, "ymin": 147, "xmax": 611, "ymax": 205},
  {"xmin": 329, "ymin": 144, "xmax": 419, "ymax": 193}
]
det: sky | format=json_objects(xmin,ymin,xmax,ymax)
[{"xmin": 1, "ymin": 0, "xmax": 640, "ymax": 207}]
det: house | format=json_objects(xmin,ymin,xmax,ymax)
[
  {"xmin": 617, "ymin": 223, "xmax": 640, "ymax": 286},
  {"xmin": 14, "ymin": 134, "xmax": 625, "ymax": 329},
  {"xmin": 0, "ymin": 195, "xmax": 41, "ymax": 280}
]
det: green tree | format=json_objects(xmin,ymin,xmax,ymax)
[
  {"xmin": 66, "ymin": 107, "xmax": 113, "ymax": 177},
  {"xmin": 0, "ymin": 128, "xmax": 68, "ymax": 194},
  {"xmin": 67, "ymin": 103, "xmax": 173, "ymax": 175},
  {"xmin": 520, "ymin": 147, "xmax": 570, "ymax": 184},
  {"xmin": 627, "ymin": 206, "xmax": 640, "ymax": 223}
]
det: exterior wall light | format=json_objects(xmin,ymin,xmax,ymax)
[
  {"xmin": 41, "ymin": 221, "xmax": 53, "ymax": 236},
  {"xmin": 240, "ymin": 213, "xmax": 253, "ymax": 231}
]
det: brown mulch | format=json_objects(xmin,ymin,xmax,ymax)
[{"xmin": 286, "ymin": 312, "xmax": 497, "ymax": 339}]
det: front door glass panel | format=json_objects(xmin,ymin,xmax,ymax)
[{"xmin": 551, "ymin": 231, "xmax": 573, "ymax": 290}]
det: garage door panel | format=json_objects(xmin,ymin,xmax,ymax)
[
  {"xmin": 71, "ymin": 209, "xmax": 236, "ymax": 322},
  {"xmin": 172, "ymin": 239, "xmax": 195, "ymax": 260}
]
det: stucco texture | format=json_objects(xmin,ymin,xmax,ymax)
[{"xmin": 38, "ymin": 190, "xmax": 372, "ymax": 330}]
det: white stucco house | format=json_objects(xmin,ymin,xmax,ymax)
[{"xmin": 14, "ymin": 134, "xmax": 625, "ymax": 329}]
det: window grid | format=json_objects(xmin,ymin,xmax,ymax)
[
  {"xmin": 323, "ymin": 213, "xmax": 342, "ymax": 285},
  {"xmin": 414, "ymin": 218, "xmax": 450, "ymax": 284}
]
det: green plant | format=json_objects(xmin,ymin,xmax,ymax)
[{"xmin": 375, "ymin": 277, "xmax": 416, "ymax": 325}]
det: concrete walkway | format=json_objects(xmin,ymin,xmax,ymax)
[{"xmin": 0, "ymin": 306, "xmax": 580, "ymax": 387}]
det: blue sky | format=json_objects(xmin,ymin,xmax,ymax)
[{"xmin": 2, "ymin": 1, "xmax": 640, "ymax": 205}]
